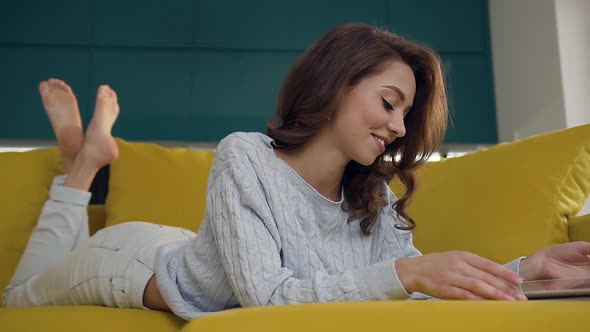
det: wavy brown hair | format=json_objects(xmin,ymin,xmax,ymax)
[{"xmin": 267, "ymin": 23, "xmax": 448, "ymax": 234}]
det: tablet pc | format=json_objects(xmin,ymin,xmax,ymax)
[{"xmin": 521, "ymin": 277, "xmax": 590, "ymax": 299}]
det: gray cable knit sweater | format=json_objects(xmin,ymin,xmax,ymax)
[{"xmin": 154, "ymin": 132, "xmax": 523, "ymax": 320}]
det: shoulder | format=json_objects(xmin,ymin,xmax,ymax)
[
  {"xmin": 218, "ymin": 132, "xmax": 272, "ymax": 151},
  {"xmin": 211, "ymin": 132, "xmax": 274, "ymax": 178},
  {"xmin": 216, "ymin": 132, "xmax": 272, "ymax": 159}
]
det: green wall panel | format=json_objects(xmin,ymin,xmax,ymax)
[
  {"xmin": 91, "ymin": 50, "xmax": 192, "ymax": 140},
  {"xmin": 191, "ymin": 51, "xmax": 299, "ymax": 140},
  {"xmin": 288, "ymin": 0, "xmax": 388, "ymax": 49},
  {"xmin": 195, "ymin": 0, "xmax": 387, "ymax": 50},
  {"xmin": 0, "ymin": 0, "xmax": 92, "ymax": 45},
  {"xmin": 442, "ymin": 55, "xmax": 497, "ymax": 143},
  {"xmin": 95, "ymin": 0, "xmax": 193, "ymax": 47},
  {"xmin": 194, "ymin": 0, "xmax": 291, "ymax": 49},
  {"xmin": 0, "ymin": 0, "xmax": 498, "ymax": 144},
  {"xmin": 0, "ymin": 48, "xmax": 90, "ymax": 139},
  {"xmin": 389, "ymin": 0, "xmax": 488, "ymax": 52}
]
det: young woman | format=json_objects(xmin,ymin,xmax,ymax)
[{"xmin": 3, "ymin": 24, "xmax": 590, "ymax": 320}]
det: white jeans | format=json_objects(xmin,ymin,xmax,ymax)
[{"xmin": 3, "ymin": 175, "xmax": 195, "ymax": 309}]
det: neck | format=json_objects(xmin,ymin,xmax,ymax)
[{"xmin": 275, "ymin": 132, "xmax": 349, "ymax": 201}]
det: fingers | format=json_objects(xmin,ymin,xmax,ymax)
[
  {"xmin": 465, "ymin": 252, "xmax": 523, "ymax": 286},
  {"xmin": 450, "ymin": 252, "xmax": 526, "ymax": 300},
  {"xmin": 572, "ymin": 241, "xmax": 590, "ymax": 257},
  {"xmin": 432, "ymin": 281, "xmax": 517, "ymax": 301},
  {"xmin": 460, "ymin": 266, "xmax": 527, "ymax": 300},
  {"xmin": 405, "ymin": 252, "xmax": 530, "ymax": 301},
  {"xmin": 442, "ymin": 286, "xmax": 486, "ymax": 300}
]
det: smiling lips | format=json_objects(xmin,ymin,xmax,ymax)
[{"xmin": 371, "ymin": 134, "xmax": 387, "ymax": 152}]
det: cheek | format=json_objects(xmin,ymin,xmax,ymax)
[
  {"xmin": 340, "ymin": 103, "xmax": 373, "ymax": 126},
  {"xmin": 332, "ymin": 95, "xmax": 380, "ymax": 138},
  {"xmin": 335, "ymin": 109, "xmax": 365, "ymax": 137}
]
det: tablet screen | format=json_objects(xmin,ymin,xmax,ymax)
[{"xmin": 521, "ymin": 277, "xmax": 590, "ymax": 299}]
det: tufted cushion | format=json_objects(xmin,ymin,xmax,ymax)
[
  {"xmin": 105, "ymin": 138, "xmax": 215, "ymax": 232},
  {"xmin": 0, "ymin": 148, "xmax": 60, "ymax": 293}
]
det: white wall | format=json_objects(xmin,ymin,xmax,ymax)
[
  {"xmin": 555, "ymin": 0, "xmax": 590, "ymax": 128},
  {"xmin": 489, "ymin": 0, "xmax": 590, "ymax": 143},
  {"xmin": 489, "ymin": 0, "xmax": 566, "ymax": 142},
  {"xmin": 489, "ymin": 0, "xmax": 590, "ymax": 216}
]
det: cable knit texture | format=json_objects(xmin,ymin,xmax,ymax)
[
  {"xmin": 154, "ymin": 132, "xmax": 423, "ymax": 320},
  {"xmin": 154, "ymin": 132, "xmax": 525, "ymax": 320}
]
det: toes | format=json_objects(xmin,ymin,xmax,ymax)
[
  {"xmin": 39, "ymin": 81, "xmax": 50, "ymax": 95},
  {"xmin": 110, "ymin": 88, "xmax": 118, "ymax": 101},
  {"xmin": 56, "ymin": 80, "xmax": 68, "ymax": 90},
  {"xmin": 47, "ymin": 78, "xmax": 58, "ymax": 88},
  {"xmin": 97, "ymin": 85, "xmax": 111, "ymax": 97},
  {"xmin": 60, "ymin": 81, "xmax": 73, "ymax": 93},
  {"xmin": 95, "ymin": 85, "xmax": 114, "ymax": 112},
  {"xmin": 47, "ymin": 78, "xmax": 72, "ymax": 92},
  {"xmin": 96, "ymin": 85, "xmax": 108, "ymax": 98},
  {"xmin": 97, "ymin": 85, "xmax": 118, "ymax": 103}
]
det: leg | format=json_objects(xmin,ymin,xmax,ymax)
[
  {"xmin": 3, "ymin": 85, "xmax": 120, "ymax": 306},
  {"xmin": 5, "ymin": 176, "xmax": 92, "ymax": 288},
  {"xmin": 4, "ymin": 222, "xmax": 192, "ymax": 308},
  {"xmin": 6, "ymin": 79, "xmax": 90, "ymax": 288}
]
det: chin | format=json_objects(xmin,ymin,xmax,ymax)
[{"xmin": 355, "ymin": 154, "xmax": 379, "ymax": 167}]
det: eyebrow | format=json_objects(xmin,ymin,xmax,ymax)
[{"xmin": 381, "ymin": 85, "xmax": 406, "ymax": 102}]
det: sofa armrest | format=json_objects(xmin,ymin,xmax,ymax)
[{"xmin": 568, "ymin": 214, "xmax": 590, "ymax": 242}]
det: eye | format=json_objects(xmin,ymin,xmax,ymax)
[{"xmin": 381, "ymin": 96, "xmax": 394, "ymax": 111}]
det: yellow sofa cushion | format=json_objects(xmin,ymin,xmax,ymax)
[
  {"xmin": 569, "ymin": 214, "xmax": 590, "ymax": 242},
  {"xmin": 0, "ymin": 148, "xmax": 60, "ymax": 293},
  {"xmin": 105, "ymin": 138, "xmax": 215, "ymax": 232},
  {"xmin": 185, "ymin": 301, "xmax": 590, "ymax": 332},
  {"xmin": 391, "ymin": 124, "xmax": 590, "ymax": 263},
  {"xmin": 0, "ymin": 306, "xmax": 185, "ymax": 332}
]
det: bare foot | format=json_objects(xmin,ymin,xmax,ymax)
[
  {"xmin": 63, "ymin": 85, "xmax": 120, "ymax": 191},
  {"xmin": 78, "ymin": 85, "xmax": 120, "ymax": 169},
  {"xmin": 39, "ymin": 78, "xmax": 84, "ymax": 173}
]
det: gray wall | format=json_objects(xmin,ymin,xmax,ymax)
[{"xmin": 489, "ymin": 0, "xmax": 590, "ymax": 142}]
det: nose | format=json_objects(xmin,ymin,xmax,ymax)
[{"xmin": 387, "ymin": 111, "xmax": 406, "ymax": 138}]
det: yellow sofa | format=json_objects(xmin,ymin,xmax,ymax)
[{"xmin": 1, "ymin": 124, "xmax": 590, "ymax": 331}]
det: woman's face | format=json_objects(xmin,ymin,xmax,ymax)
[{"xmin": 330, "ymin": 61, "xmax": 416, "ymax": 166}]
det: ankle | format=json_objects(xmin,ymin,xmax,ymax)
[
  {"xmin": 60, "ymin": 156, "xmax": 75, "ymax": 175},
  {"xmin": 63, "ymin": 155, "xmax": 100, "ymax": 191}
]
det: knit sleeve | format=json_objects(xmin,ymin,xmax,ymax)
[
  {"xmin": 505, "ymin": 256, "xmax": 527, "ymax": 275},
  {"xmin": 206, "ymin": 157, "xmax": 411, "ymax": 307}
]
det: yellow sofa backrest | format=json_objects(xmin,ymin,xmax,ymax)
[
  {"xmin": 1, "ymin": 125, "xmax": 590, "ymax": 294},
  {"xmin": 1, "ymin": 148, "xmax": 61, "ymax": 293},
  {"xmin": 391, "ymin": 124, "xmax": 590, "ymax": 262}
]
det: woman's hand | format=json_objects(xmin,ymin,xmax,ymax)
[
  {"xmin": 519, "ymin": 241, "xmax": 590, "ymax": 281},
  {"xmin": 395, "ymin": 251, "xmax": 526, "ymax": 300}
]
